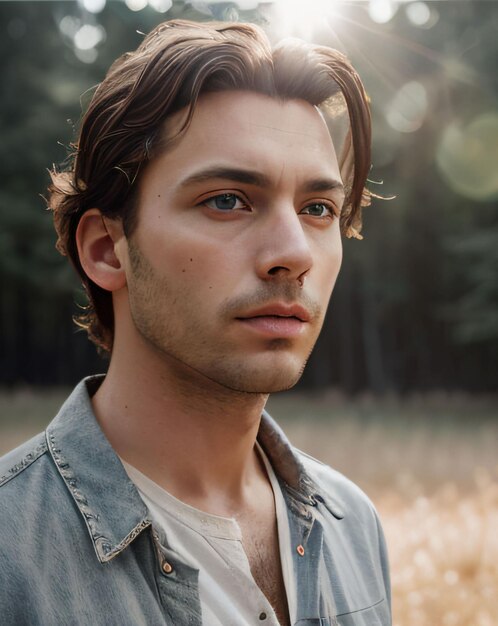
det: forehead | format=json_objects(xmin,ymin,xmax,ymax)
[{"xmin": 158, "ymin": 90, "xmax": 341, "ymax": 180}]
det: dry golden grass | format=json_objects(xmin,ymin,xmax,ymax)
[
  {"xmin": 378, "ymin": 475, "xmax": 498, "ymax": 626},
  {"xmin": 1, "ymin": 388, "xmax": 498, "ymax": 624}
]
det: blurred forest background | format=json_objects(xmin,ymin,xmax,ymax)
[
  {"xmin": 1, "ymin": 2, "xmax": 498, "ymax": 624},
  {"xmin": 1, "ymin": 0, "xmax": 497, "ymax": 392}
]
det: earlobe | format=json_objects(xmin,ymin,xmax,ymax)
[{"xmin": 76, "ymin": 209, "xmax": 127, "ymax": 292}]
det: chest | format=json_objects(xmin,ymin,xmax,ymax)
[{"xmin": 239, "ymin": 503, "xmax": 291, "ymax": 626}]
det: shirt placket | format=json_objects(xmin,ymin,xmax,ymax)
[
  {"xmin": 284, "ymin": 489, "xmax": 338, "ymax": 625},
  {"xmin": 151, "ymin": 528, "xmax": 203, "ymax": 626}
]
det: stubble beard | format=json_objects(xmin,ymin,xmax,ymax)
[{"xmin": 126, "ymin": 240, "xmax": 322, "ymax": 395}]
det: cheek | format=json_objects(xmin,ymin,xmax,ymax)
[
  {"xmin": 329, "ymin": 248, "xmax": 343, "ymax": 292},
  {"xmin": 141, "ymin": 223, "xmax": 246, "ymax": 293},
  {"xmin": 332, "ymin": 242, "xmax": 343, "ymax": 277},
  {"xmin": 316, "ymin": 232, "xmax": 343, "ymax": 289}
]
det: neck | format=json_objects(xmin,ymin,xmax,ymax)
[{"xmin": 92, "ymin": 336, "xmax": 269, "ymax": 515}]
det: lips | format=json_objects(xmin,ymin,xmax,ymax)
[
  {"xmin": 236, "ymin": 303, "xmax": 311, "ymax": 323},
  {"xmin": 235, "ymin": 303, "xmax": 311, "ymax": 338}
]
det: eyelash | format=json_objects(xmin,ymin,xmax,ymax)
[
  {"xmin": 199, "ymin": 192, "xmax": 336, "ymax": 219},
  {"xmin": 201, "ymin": 193, "xmax": 250, "ymax": 212},
  {"xmin": 300, "ymin": 203, "xmax": 336, "ymax": 218}
]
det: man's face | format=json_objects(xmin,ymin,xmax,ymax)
[{"xmin": 122, "ymin": 91, "xmax": 344, "ymax": 393}]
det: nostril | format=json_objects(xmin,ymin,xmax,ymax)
[{"xmin": 267, "ymin": 266, "xmax": 288, "ymax": 276}]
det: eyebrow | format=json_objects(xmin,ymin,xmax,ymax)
[
  {"xmin": 302, "ymin": 178, "xmax": 345, "ymax": 195},
  {"xmin": 177, "ymin": 166, "xmax": 344, "ymax": 195}
]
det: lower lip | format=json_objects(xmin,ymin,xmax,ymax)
[{"xmin": 237, "ymin": 316, "xmax": 307, "ymax": 338}]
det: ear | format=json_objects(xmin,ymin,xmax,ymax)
[{"xmin": 76, "ymin": 208, "xmax": 127, "ymax": 292}]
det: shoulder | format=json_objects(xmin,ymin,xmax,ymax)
[
  {"xmin": 293, "ymin": 447, "xmax": 389, "ymax": 561},
  {"xmin": 0, "ymin": 432, "xmax": 65, "ymax": 531},
  {"xmin": 0, "ymin": 434, "xmax": 52, "ymax": 566},
  {"xmin": 0, "ymin": 433, "xmax": 75, "ymax": 617},
  {"xmin": 0, "ymin": 429, "xmax": 87, "ymax": 563},
  {"xmin": 0, "ymin": 432, "xmax": 49, "ymax": 489},
  {"xmin": 295, "ymin": 447, "xmax": 379, "ymax": 520}
]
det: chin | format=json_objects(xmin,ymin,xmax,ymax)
[{"xmin": 213, "ymin": 357, "xmax": 307, "ymax": 395}]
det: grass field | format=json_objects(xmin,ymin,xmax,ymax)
[{"xmin": 1, "ymin": 387, "xmax": 497, "ymax": 625}]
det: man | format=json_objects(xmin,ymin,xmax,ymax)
[{"xmin": 0, "ymin": 19, "xmax": 390, "ymax": 626}]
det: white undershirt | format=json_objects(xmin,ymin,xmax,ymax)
[{"xmin": 121, "ymin": 444, "xmax": 296, "ymax": 626}]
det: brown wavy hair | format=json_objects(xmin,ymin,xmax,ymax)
[{"xmin": 48, "ymin": 19, "xmax": 372, "ymax": 354}]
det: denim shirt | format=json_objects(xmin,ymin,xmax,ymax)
[{"xmin": 0, "ymin": 376, "xmax": 391, "ymax": 626}]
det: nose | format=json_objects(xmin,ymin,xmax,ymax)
[{"xmin": 255, "ymin": 208, "xmax": 313, "ymax": 284}]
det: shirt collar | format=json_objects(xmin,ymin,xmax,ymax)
[
  {"xmin": 46, "ymin": 375, "xmax": 343, "ymax": 564},
  {"xmin": 258, "ymin": 410, "xmax": 345, "ymax": 521},
  {"xmin": 46, "ymin": 375, "xmax": 151, "ymax": 563}
]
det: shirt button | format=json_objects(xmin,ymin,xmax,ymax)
[
  {"xmin": 161, "ymin": 561, "xmax": 174, "ymax": 574},
  {"xmin": 296, "ymin": 544, "xmax": 305, "ymax": 556},
  {"xmin": 259, "ymin": 612, "xmax": 267, "ymax": 620}
]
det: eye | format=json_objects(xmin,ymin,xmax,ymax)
[
  {"xmin": 300, "ymin": 203, "xmax": 335, "ymax": 218},
  {"xmin": 202, "ymin": 193, "xmax": 249, "ymax": 212}
]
